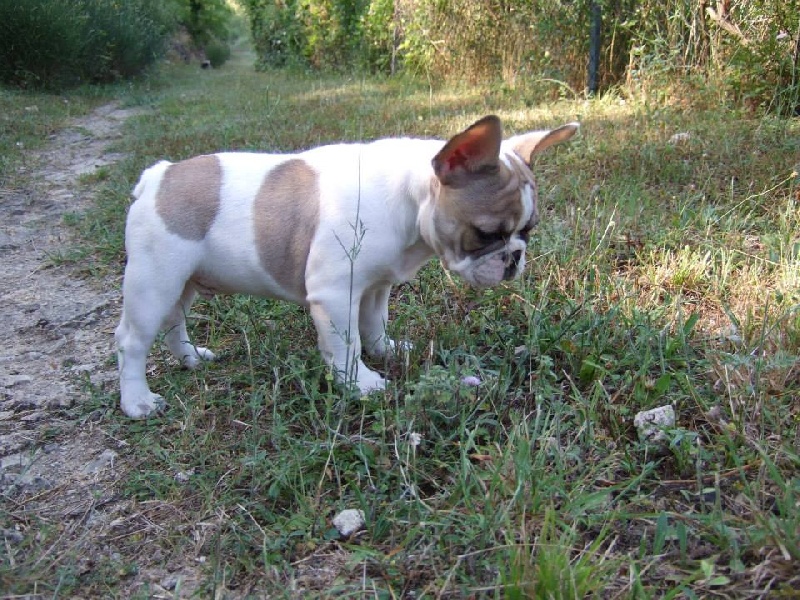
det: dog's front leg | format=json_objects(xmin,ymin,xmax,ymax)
[
  {"xmin": 359, "ymin": 283, "xmax": 409, "ymax": 358},
  {"xmin": 309, "ymin": 297, "xmax": 386, "ymax": 394}
]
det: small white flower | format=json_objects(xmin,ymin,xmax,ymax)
[
  {"xmin": 408, "ymin": 432, "xmax": 422, "ymax": 447},
  {"xmin": 460, "ymin": 375, "xmax": 481, "ymax": 387}
]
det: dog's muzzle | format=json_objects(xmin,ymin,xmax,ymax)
[{"xmin": 502, "ymin": 249, "xmax": 523, "ymax": 280}]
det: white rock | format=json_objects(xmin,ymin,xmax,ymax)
[
  {"xmin": 174, "ymin": 469, "xmax": 194, "ymax": 483},
  {"xmin": 332, "ymin": 509, "xmax": 366, "ymax": 537},
  {"xmin": 669, "ymin": 132, "xmax": 691, "ymax": 145},
  {"xmin": 634, "ymin": 405, "xmax": 676, "ymax": 443}
]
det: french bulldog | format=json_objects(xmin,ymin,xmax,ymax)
[{"xmin": 115, "ymin": 115, "xmax": 578, "ymax": 418}]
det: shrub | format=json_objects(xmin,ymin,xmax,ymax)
[
  {"xmin": 243, "ymin": 0, "xmax": 385, "ymax": 72},
  {"xmin": 205, "ymin": 39, "xmax": 232, "ymax": 68},
  {"xmin": 241, "ymin": 0, "xmax": 306, "ymax": 68},
  {"xmin": 179, "ymin": 0, "xmax": 237, "ymax": 47},
  {"xmin": 0, "ymin": 0, "xmax": 176, "ymax": 89}
]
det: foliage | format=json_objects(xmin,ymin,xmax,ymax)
[
  {"xmin": 710, "ymin": 0, "xmax": 800, "ymax": 115},
  {"xmin": 175, "ymin": 0, "xmax": 238, "ymax": 46},
  {"xmin": 241, "ymin": 0, "xmax": 799, "ymax": 114},
  {"xmin": 241, "ymin": 0, "xmax": 307, "ymax": 68},
  {"xmin": 205, "ymin": 39, "xmax": 232, "ymax": 67},
  {"xmin": 0, "ymin": 0, "xmax": 176, "ymax": 89}
]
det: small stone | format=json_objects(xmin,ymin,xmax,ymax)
[
  {"xmin": 82, "ymin": 449, "xmax": 118, "ymax": 474},
  {"xmin": 669, "ymin": 132, "xmax": 691, "ymax": 145},
  {"xmin": 1, "ymin": 472, "xmax": 53, "ymax": 495},
  {"xmin": 0, "ymin": 453, "xmax": 33, "ymax": 471},
  {"xmin": 20, "ymin": 411, "xmax": 46, "ymax": 422},
  {"xmin": 634, "ymin": 405, "xmax": 676, "ymax": 443},
  {"xmin": 2, "ymin": 528, "xmax": 24, "ymax": 544},
  {"xmin": 2, "ymin": 375, "xmax": 32, "ymax": 388},
  {"xmin": 174, "ymin": 469, "xmax": 194, "ymax": 483},
  {"xmin": 332, "ymin": 509, "xmax": 366, "ymax": 537},
  {"xmin": 47, "ymin": 395, "xmax": 75, "ymax": 409},
  {"xmin": 538, "ymin": 436, "xmax": 560, "ymax": 455},
  {"xmin": 161, "ymin": 574, "xmax": 181, "ymax": 590}
]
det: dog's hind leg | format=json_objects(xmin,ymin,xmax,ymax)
[
  {"xmin": 163, "ymin": 283, "xmax": 216, "ymax": 369},
  {"xmin": 116, "ymin": 258, "xmax": 191, "ymax": 418}
]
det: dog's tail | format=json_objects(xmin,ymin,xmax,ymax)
[{"xmin": 132, "ymin": 160, "xmax": 172, "ymax": 201}]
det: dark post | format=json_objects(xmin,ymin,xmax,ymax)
[{"xmin": 588, "ymin": 1, "xmax": 602, "ymax": 95}]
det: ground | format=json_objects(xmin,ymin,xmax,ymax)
[{"xmin": 0, "ymin": 103, "xmax": 203, "ymax": 596}]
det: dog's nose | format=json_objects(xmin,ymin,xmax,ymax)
[{"xmin": 503, "ymin": 250, "xmax": 523, "ymax": 280}]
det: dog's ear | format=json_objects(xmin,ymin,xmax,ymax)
[
  {"xmin": 432, "ymin": 115, "xmax": 503, "ymax": 185},
  {"xmin": 508, "ymin": 122, "xmax": 580, "ymax": 165}
]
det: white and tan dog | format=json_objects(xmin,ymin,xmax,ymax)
[{"xmin": 116, "ymin": 115, "xmax": 578, "ymax": 418}]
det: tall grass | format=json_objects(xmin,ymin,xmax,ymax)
[{"xmin": 243, "ymin": 0, "xmax": 800, "ymax": 114}]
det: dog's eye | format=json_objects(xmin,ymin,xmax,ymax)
[
  {"xmin": 475, "ymin": 228, "xmax": 504, "ymax": 244},
  {"xmin": 519, "ymin": 220, "xmax": 537, "ymax": 237}
]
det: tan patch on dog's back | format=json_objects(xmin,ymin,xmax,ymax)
[
  {"xmin": 156, "ymin": 155, "xmax": 222, "ymax": 240},
  {"xmin": 254, "ymin": 159, "xmax": 320, "ymax": 298}
]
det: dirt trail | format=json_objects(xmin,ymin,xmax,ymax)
[
  {"xmin": 0, "ymin": 104, "xmax": 132, "ymax": 429},
  {"xmin": 0, "ymin": 103, "xmax": 189, "ymax": 593}
]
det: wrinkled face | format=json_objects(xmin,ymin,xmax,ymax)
[{"xmin": 421, "ymin": 152, "xmax": 538, "ymax": 288}]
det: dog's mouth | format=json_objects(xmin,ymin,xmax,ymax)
[{"xmin": 446, "ymin": 244, "xmax": 526, "ymax": 288}]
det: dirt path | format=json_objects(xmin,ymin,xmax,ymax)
[
  {"xmin": 0, "ymin": 103, "xmax": 169, "ymax": 592},
  {"xmin": 0, "ymin": 104, "xmax": 132, "ymax": 427}
]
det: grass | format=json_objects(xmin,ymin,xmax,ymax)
[
  {"xmin": 0, "ymin": 86, "xmax": 113, "ymax": 188},
  {"xmin": 2, "ymin": 46, "xmax": 800, "ymax": 598}
]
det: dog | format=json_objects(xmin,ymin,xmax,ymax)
[{"xmin": 115, "ymin": 115, "xmax": 578, "ymax": 418}]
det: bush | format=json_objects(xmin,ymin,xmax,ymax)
[
  {"xmin": 0, "ymin": 0, "xmax": 176, "ymax": 89},
  {"xmin": 205, "ymin": 39, "xmax": 232, "ymax": 68},
  {"xmin": 241, "ymin": 0, "xmax": 306, "ymax": 68},
  {"xmin": 179, "ymin": 0, "xmax": 236, "ymax": 47},
  {"xmin": 242, "ymin": 0, "xmax": 383, "ymax": 72}
]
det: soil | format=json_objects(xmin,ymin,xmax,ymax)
[{"xmin": 0, "ymin": 103, "xmax": 203, "ymax": 596}]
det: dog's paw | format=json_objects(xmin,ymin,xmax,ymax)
[
  {"xmin": 121, "ymin": 392, "xmax": 166, "ymax": 419},
  {"xmin": 181, "ymin": 347, "xmax": 216, "ymax": 369},
  {"xmin": 356, "ymin": 370, "xmax": 387, "ymax": 395},
  {"xmin": 366, "ymin": 337, "xmax": 413, "ymax": 359},
  {"xmin": 387, "ymin": 339, "xmax": 413, "ymax": 356}
]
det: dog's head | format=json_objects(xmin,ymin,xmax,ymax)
[{"xmin": 420, "ymin": 115, "xmax": 578, "ymax": 287}]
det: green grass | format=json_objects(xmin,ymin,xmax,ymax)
[
  {"xmin": 0, "ymin": 87, "xmax": 113, "ymax": 188},
  {"xmin": 2, "ymin": 47, "xmax": 799, "ymax": 598}
]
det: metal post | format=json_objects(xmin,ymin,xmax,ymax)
[{"xmin": 588, "ymin": 1, "xmax": 602, "ymax": 95}]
